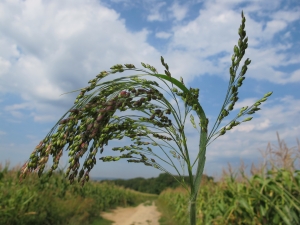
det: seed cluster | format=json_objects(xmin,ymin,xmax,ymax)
[
  {"xmin": 209, "ymin": 11, "xmax": 273, "ymax": 140},
  {"xmin": 19, "ymin": 63, "xmax": 182, "ymax": 186}
]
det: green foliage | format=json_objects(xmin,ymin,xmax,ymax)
[
  {"xmin": 102, "ymin": 173, "xmax": 214, "ymax": 195},
  {"xmin": 157, "ymin": 132, "xmax": 300, "ymax": 225},
  {"xmin": 158, "ymin": 168, "xmax": 300, "ymax": 225},
  {"xmin": 0, "ymin": 163, "xmax": 157, "ymax": 225}
]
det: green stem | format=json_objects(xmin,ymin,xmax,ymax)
[
  {"xmin": 190, "ymin": 199, "xmax": 197, "ymax": 225},
  {"xmin": 189, "ymin": 110, "xmax": 208, "ymax": 225}
]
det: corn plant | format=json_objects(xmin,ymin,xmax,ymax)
[
  {"xmin": 19, "ymin": 11, "xmax": 272, "ymax": 225},
  {"xmin": 157, "ymin": 134, "xmax": 300, "ymax": 225},
  {"xmin": 158, "ymin": 169, "xmax": 300, "ymax": 225}
]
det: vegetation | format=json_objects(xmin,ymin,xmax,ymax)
[
  {"xmin": 156, "ymin": 133, "xmax": 300, "ymax": 225},
  {"xmin": 101, "ymin": 173, "xmax": 214, "ymax": 195},
  {"xmin": 0, "ymin": 164, "xmax": 157, "ymax": 225},
  {"xmin": 2, "ymin": 132, "xmax": 299, "ymax": 224},
  {"xmin": 19, "ymin": 11, "xmax": 272, "ymax": 225}
]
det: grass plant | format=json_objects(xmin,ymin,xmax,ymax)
[{"xmin": 19, "ymin": 11, "xmax": 272, "ymax": 225}]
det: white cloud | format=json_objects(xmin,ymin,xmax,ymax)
[
  {"xmin": 289, "ymin": 69, "xmax": 300, "ymax": 83},
  {"xmin": 231, "ymin": 118, "xmax": 271, "ymax": 133},
  {"xmin": 169, "ymin": 10, "xmax": 239, "ymax": 53},
  {"xmin": 0, "ymin": 57, "xmax": 10, "ymax": 77},
  {"xmin": 155, "ymin": 31, "xmax": 172, "ymax": 39},
  {"xmin": 10, "ymin": 111, "xmax": 24, "ymax": 118},
  {"xmin": 233, "ymin": 98, "xmax": 258, "ymax": 110},
  {"xmin": 0, "ymin": 0, "xmax": 162, "ymax": 122},
  {"xmin": 264, "ymin": 20, "xmax": 287, "ymax": 39},
  {"xmin": 4, "ymin": 102, "xmax": 33, "ymax": 111},
  {"xmin": 272, "ymin": 10, "xmax": 300, "ymax": 22},
  {"xmin": 283, "ymin": 31, "xmax": 291, "ymax": 39},
  {"xmin": 4, "ymin": 102, "xmax": 34, "ymax": 119},
  {"xmin": 246, "ymin": 46, "xmax": 300, "ymax": 84},
  {"xmin": 2, "ymin": 0, "xmax": 299, "ymax": 123},
  {"xmin": 147, "ymin": 13, "xmax": 163, "ymax": 22},
  {"xmin": 168, "ymin": 2, "xmax": 188, "ymax": 21},
  {"xmin": 147, "ymin": 2, "xmax": 166, "ymax": 21},
  {"xmin": 30, "ymin": 113, "xmax": 58, "ymax": 122},
  {"xmin": 160, "ymin": 1, "xmax": 300, "ymax": 84}
]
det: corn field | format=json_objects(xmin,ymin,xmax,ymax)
[
  {"xmin": 0, "ymin": 163, "xmax": 157, "ymax": 225},
  {"xmin": 157, "ymin": 133, "xmax": 300, "ymax": 225},
  {"xmin": 158, "ymin": 169, "xmax": 300, "ymax": 225}
]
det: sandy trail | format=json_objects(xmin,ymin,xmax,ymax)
[{"xmin": 100, "ymin": 201, "xmax": 161, "ymax": 225}]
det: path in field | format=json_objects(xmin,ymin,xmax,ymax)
[{"xmin": 100, "ymin": 201, "xmax": 161, "ymax": 225}]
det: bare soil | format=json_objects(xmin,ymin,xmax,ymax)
[{"xmin": 100, "ymin": 201, "xmax": 161, "ymax": 225}]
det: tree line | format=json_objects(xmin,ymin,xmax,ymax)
[{"xmin": 100, "ymin": 173, "xmax": 215, "ymax": 195}]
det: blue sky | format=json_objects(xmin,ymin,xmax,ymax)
[{"xmin": 0, "ymin": 0, "xmax": 299, "ymax": 181}]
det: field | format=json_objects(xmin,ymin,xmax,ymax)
[
  {"xmin": 156, "ymin": 133, "xmax": 300, "ymax": 225},
  {"xmin": 1, "ymin": 132, "xmax": 299, "ymax": 225},
  {"xmin": 0, "ymin": 163, "xmax": 157, "ymax": 225}
]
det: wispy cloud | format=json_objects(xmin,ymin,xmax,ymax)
[
  {"xmin": 155, "ymin": 31, "xmax": 172, "ymax": 39},
  {"xmin": 147, "ymin": 2, "xmax": 166, "ymax": 21},
  {"xmin": 168, "ymin": 2, "xmax": 189, "ymax": 21}
]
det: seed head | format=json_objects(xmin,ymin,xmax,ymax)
[
  {"xmin": 110, "ymin": 64, "xmax": 123, "ymax": 70},
  {"xmin": 124, "ymin": 64, "xmax": 135, "ymax": 68},
  {"xmin": 160, "ymin": 56, "xmax": 165, "ymax": 66},
  {"xmin": 264, "ymin": 91, "xmax": 273, "ymax": 98},
  {"xmin": 138, "ymin": 88, "xmax": 146, "ymax": 94},
  {"xmin": 242, "ymin": 117, "xmax": 253, "ymax": 122},
  {"xmin": 165, "ymin": 70, "xmax": 171, "ymax": 77},
  {"xmin": 227, "ymin": 103, "xmax": 235, "ymax": 111},
  {"xmin": 97, "ymin": 114, "xmax": 104, "ymax": 122},
  {"xmin": 59, "ymin": 118, "xmax": 69, "ymax": 125},
  {"xmin": 180, "ymin": 77, "xmax": 184, "ymax": 84},
  {"xmin": 234, "ymin": 45, "xmax": 240, "ymax": 56},
  {"xmin": 220, "ymin": 128, "xmax": 226, "ymax": 136},
  {"xmin": 119, "ymin": 91, "xmax": 128, "ymax": 98}
]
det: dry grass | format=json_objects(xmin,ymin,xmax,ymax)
[{"xmin": 219, "ymin": 131, "xmax": 300, "ymax": 185}]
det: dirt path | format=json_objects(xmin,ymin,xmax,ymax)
[{"xmin": 100, "ymin": 201, "xmax": 161, "ymax": 225}]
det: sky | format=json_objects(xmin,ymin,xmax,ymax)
[{"xmin": 0, "ymin": 0, "xmax": 300, "ymax": 181}]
